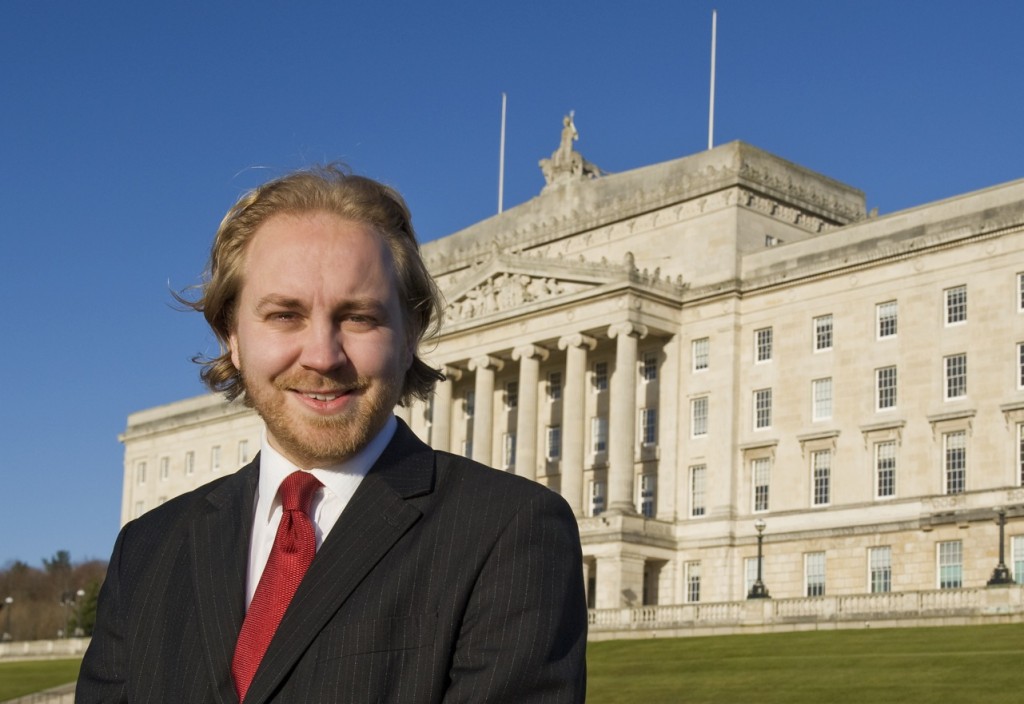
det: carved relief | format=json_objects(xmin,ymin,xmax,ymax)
[{"xmin": 445, "ymin": 272, "xmax": 576, "ymax": 322}]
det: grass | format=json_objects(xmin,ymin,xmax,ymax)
[
  {"xmin": 586, "ymin": 623, "xmax": 1024, "ymax": 704},
  {"xmin": 0, "ymin": 658, "xmax": 80, "ymax": 701}
]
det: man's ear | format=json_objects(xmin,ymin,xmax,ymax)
[{"xmin": 228, "ymin": 329, "xmax": 241, "ymax": 371}]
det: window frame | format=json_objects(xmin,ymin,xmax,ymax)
[
  {"xmin": 691, "ymin": 396, "xmax": 709, "ymax": 438},
  {"xmin": 690, "ymin": 464, "xmax": 707, "ymax": 518},
  {"xmin": 937, "ymin": 540, "xmax": 963, "ymax": 589},
  {"xmin": 546, "ymin": 425, "xmax": 561, "ymax": 461},
  {"xmin": 755, "ymin": 327, "xmax": 773, "ymax": 363},
  {"xmin": 875, "ymin": 440, "xmax": 896, "ymax": 498},
  {"xmin": 692, "ymin": 337, "xmax": 710, "ymax": 372},
  {"xmin": 868, "ymin": 546, "xmax": 892, "ymax": 593},
  {"xmin": 547, "ymin": 371, "xmax": 562, "ymax": 401},
  {"xmin": 943, "ymin": 430, "xmax": 966, "ymax": 495},
  {"xmin": 804, "ymin": 552, "xmax": 826, "ymax": 597},
  {"xmin": 812, "ymin": 449, "xmax": 831, "ymax": 506},
  {"xmin": 877, "ymin": 300, "xmax": 898, "ymax": 339},
  {"xmin": 752, "ymin": 457, "xmax": 770, "ymax": 513},
  {"xmin": 944, "ymin": 285, "xmax": 967, "ymax": 326},
  {"xmin": 876, "ymin": 366, "xmax": 897, "ymax": 411},
  {"xmin": 753, "ymin": 388, "xmax": 772, "ymax": 430},
  {"xmin": 813, "ymin": 314, "xmax": 833, "ymax": 352},
  {"xmin": 812, "ymin": 377, "xmax": 833, "ymax": 421},
  {"xmin": 944, "ymin": 353, "xmax": 967, "ymax": 400}
]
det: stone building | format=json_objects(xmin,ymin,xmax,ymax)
[{"xmin": 121, "ymin": 126, "xmax": 1024, "ymax": 615}]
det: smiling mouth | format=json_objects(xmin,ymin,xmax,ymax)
[{"xmin": 304, "ymin": 391, "xmax": 342, "ymax": 401}]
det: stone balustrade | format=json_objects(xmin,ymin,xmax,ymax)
[{"xmin": 587, "ymin": 585, "xmax": 1024, "ymax": 640}]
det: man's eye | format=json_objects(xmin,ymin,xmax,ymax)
[{"xmin": 270, "ymin": 312, "xmax": 298, "ymax": 322}]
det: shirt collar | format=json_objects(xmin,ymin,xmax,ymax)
[{"xmin": 256, "ymin": 414, "xmax": 397, "ymax": 523}]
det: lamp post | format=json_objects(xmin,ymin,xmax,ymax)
[
  {"xmin": 73, "ymin": 588, "xmax": 86, "ymax": 636},
  {"xmin": 747, "ymin": 518, "xmax": 770, "ymax": 599},
  {"xmin": 987, "ymin": 506, "xmax": 1014, "ymax": 587},
  {"xmin": 60, "ymin": 590, "xmax": 81, "ymax": 638},
  {"xmin": 2, "ymin": 596, "xmax": 12, "ymax": 641}
]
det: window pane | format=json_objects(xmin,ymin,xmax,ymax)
[
  {"xmin": 945, "ymin": 286, "xmax": 967, "ymax": 324},
  {"xmin": 869, "ymin": 546, "xmax": 892, "ymax": 593},
  {"xmin": 756, "ymin": 327, "xmax": 773, "ymax": 362},
  {"xmin": 690, "ymin": 465, "xmax": 706, "ymax": 517},
  {"xmin": 876, "ymin": 366, "xmax": 897, "ymax": 410},
  {"xmin": 944, "ymin": 431, "xmax": 966, "ymax": 494},
  {"xmin": 754, "ymin": 389, "xmax": 772, "ymax": 429},
  {"xmin": 945, "ymin": 354, "xmax": 967, "ymax": 399},
  {"xmin": 813, "ymin": 450, "xmax": 831, "ymax": 505},
  {"xmin": 686, "ymin": 562, "xmax": 702, "ymax": 603},
  {"xmin": 753, "ymin": 458, "xmax": 770, "ymax": 512},
  {"xmin": 876, "ymin": 441, "xmax": 896, "ymax": 497},
  {"xmin": 693, "ymin": 337, "xmax": 710, "ymax": 371},
  {"xmin": 692, "ymin": 396, "xmax": 708, "ymax": 437},
  {"xmin": 938, "ymin": 541, "xmax": 962, "ymax": 589},
  {"xmin": 814, "ymin": 315, "xmax": 833, "ymax": 351},
  {"xmin": 877, "ymin": 300, "xmax": 898, "ymax": 338},
  {"xmin": 812, "ymin": 378, "xmax": 832, "ymax": 420},
  {"xmin": 805, "ymin": 552, "xmax": 826, "ymax": 597}
]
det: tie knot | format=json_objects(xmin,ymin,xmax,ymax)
[{"xmin": 278, "ymin": 471, "xmax": 322, "ymax": 513}]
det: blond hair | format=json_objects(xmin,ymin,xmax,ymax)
[{"xmin": 183, "ymin": 165, "xmax": 444, "ymax": 403}]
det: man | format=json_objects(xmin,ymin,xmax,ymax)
[{"xmin": 78, "ymin": 167, "xmax": 588, "ymax": 703}]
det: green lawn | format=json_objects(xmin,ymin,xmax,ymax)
[
  {"xmin": 0, "ymin": 658, "xmax": 80, "ymax": 701},
  {"xmin": 587, "ymin": 623, "xmax": 1023, "ymax": 704}
]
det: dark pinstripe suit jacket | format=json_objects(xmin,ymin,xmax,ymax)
[{"xmin": 77, "ymin": 420, "xmax": 587, "ymax": 703}]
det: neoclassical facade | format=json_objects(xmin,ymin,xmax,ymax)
[{"xmin": 121, "ymin": 133, "xmax": 1024, "ymax": 614}]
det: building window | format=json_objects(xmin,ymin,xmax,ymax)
[
  {"xmin": 876, "ymin": 366, "xmax": 897, "ymax": 410},
  {"xmin": 938, "ymin": 540, "xmax": 963, "ymax": 589},
  {"xmin": 638, "ymin": 474, "xmax": 656, "ymax": 517},
  {"xmin": 805, "ymin": 552, "xmax": 826, "ymax": 597},
  {"xmin": 1012, "ymin": 536, "xmax": 1024, "ymax": 584},
  {"xmin": 690, "ymin": 465, "xmax": 706, "ymax": 517},
  {"xmin": 812, "ymin": 378, "xmax": 833, "ymax": 421},
  {"xmin": 591, "ymin": 416, "xmax": 608, "ymax": 454},
  {"xmin": 1018, "ymin": 273, "xmax": 1024, "ymax": 313},
  {"xmin": 159, "ymin": 457, "xmax": 169, "ymax": 481},
  {"xmin": 944, "ymin": 354, "xmax": 967, "ymax": 400},
  {"xmin": 753, "ymin": 388, "xmax": 772, "ymax": 430},
  {"xmin": 877, "ymin": 300, "xmax": 898, "ymax": 338},
  {"xmin": 812, "ymin": 450, "xmax": 831, "ymax": 506},
  {"xmin": 1018, "ymin": 343, "xmax": 1024, "ymax": 389},
  {"xmin": 136, "ymin": 461, "xmax": 146, "ymax": 485},
  {"xmin": 547, "ymin": 372, "xmax": 562, "ymax": 401},
  {"xmin": 589, "ymin": 479, "xmax": 606, "ymax": 516},
  {"xmin": 869, "ymin": 546, "xmax": 892, "ymax": 593},
  {"xmin": 813, "ymin": 314, "xmax": 833, "ymax": 351},
  {"xmin": 211, "ymin": 446, "xmax": 221, "ymax": 473},
  {"xmin": 546, "ymin": 425, "xmax": 561, "ymax": 461},
  {"xmin": 504, "ymin": 382, "xmax": 518, "ymax": 410},
  {"xmin": 755, "ymin": 327, "xmax": 773, "ymax": 362},
  {"xmin": 691, "ymin": 396, "xmax": 709, "ymax": 437},
  {"xmin": 752, "ymin": 458, "xmax": 770, "ymax": 513},
  {"xmin": 943, "ymin": 430, "xmax": 966, "ymax": 495},
  {"xmin": 463, "ymin": 391, "xmax": 475, "ymax": 417},
  {"xmin": 592, "ymin": 361, "xmax": 608, "ymax": 391},
  {"xmin": 133, "ymin": 500, "xmax": 145, "ymax": 519},
  {"xmin": 641, "ymin": 351, "xmax": 658, "ymax": 382},
  {"xmin": 686, "ymin": 562, "xmax": 702, "ymax": 603},
  {"xmin": 693, "ymin": 337, "xmax": 710, "ymax": 372},
  {"xmin": 875, "ymin": 441, "xmax": 896, "ymax": 498},
  {"xmin": 185, "ymin": 451, "xmax": 195, "ymax": 475},
  {"xmin": 945, "ymin": 285, "xmax": 967, "ymax": 325},
  {"xmin": 502, "ymin": 432, "xmax": 516, "ymax": 469},
  {"xmin": 238, "ymin": 439, "xmax": 250, "ymax": 466},
  {"xmin": 462, "ymin": 440, "xmax": 473, "ymax": 459},
  {"xmin": 640, "ymin": 408, "xmax": 657, "ymax": 446},
  {"xmin": 1019, "ymin": 423, "xmax": 1024, "ymax": 486}
]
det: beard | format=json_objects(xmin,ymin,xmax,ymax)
[{"xmin": 241, "ymin": 368, "xmax": 404, "ymax": 469}]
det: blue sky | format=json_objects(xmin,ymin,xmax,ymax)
[{"xmin": 2, "ymin": 0, "xmax": 1022, "ymax": 567}]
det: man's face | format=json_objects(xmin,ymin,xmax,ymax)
[{"xmin": 228, "ymin": 211, "xmax": 414, "ymax": 469}]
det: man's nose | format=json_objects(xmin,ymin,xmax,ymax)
[{"xmin": 299, "ymin": 319, "xmax": 346, "ymax": 372}]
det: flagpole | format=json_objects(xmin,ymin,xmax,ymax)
[
  {"xmin": 708, "ymin": 9, "xmax": 717, "ymax": 150},
  {"xmin": 498, "ymin": 92, "xmax": 507, "ymax": 213}
]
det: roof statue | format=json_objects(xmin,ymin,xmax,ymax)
[{"xmin": 538, "ymin": 111, "xmax": 604, "ymax": 190}]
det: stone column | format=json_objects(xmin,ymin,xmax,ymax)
[
  {"xmin": 468, "ymin": 355, "xmax": 503, "ymax": 466},
  {"xmin": 512, "ymin": 344, "xmax": 548, "ymax": 480},
  {"xmin": 430, "ymin": 366, "xmax": 461, "ymax": 452},
  {"xmin": 558, "ymin": 333, "xmax": 596, "ymax": 517},
  {"xmin": 594, "ymin": 552, "xmax": 647, "ymax": 609},
  {"xmin": 607, "ymin": 322, "xmax": 647, "ymax": 514}
]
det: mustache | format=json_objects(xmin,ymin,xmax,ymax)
[{"xmin": 272, "ymin": 373, "xmax": 372, "ymax": 394}]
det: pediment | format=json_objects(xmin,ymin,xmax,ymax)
[{"xmin": 442, "ymin": 252, "xmax": 621, "ymax": 324}]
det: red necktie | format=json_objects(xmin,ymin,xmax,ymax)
[{"xmin": 232, "ymin": 470, "xmax": 322, "ymax": 702}]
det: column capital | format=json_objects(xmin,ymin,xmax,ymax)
[
  {"xmin": 441, "ymin": 365, "xmax": 463, "ymax": 381},
  {"xmin": 511, "ymin": 344, "xmax": 549, "ymax": 362},
  {"xmin": 607, "ymin": 322, "xmax": 648, "ymax": 340},
  {"xmin": 557, "ymin": 333, "xmax": 597, "ymax": 351},
  {"xmin": 468, "ymin": 355, "xmax": 504, "ymax": 372}
]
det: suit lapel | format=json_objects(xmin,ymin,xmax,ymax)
[
  {"xmin": 190, "ymin": 460, "xmax": 259, "ymax": 704},
  {"xmin": 244, "ymin": 422, "xmax": 434, "ymax": 704}
]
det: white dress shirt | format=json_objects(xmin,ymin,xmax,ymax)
[{"xmin": 244, "ymin": 415, "xmax": 397, "ymax": 607}]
